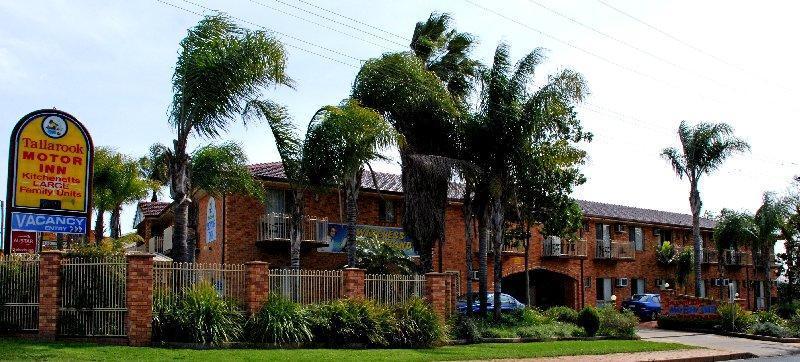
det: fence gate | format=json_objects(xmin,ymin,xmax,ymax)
[
  {"xmin": 59, "ymin": 257, "xmax": 127, "ymax": 337},
  {"xmin": 0, "ymin": 255, "xmax": 39, "ymax": 331}
]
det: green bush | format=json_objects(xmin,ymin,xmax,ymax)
[
  {"xmin": 578, "ymin": 307, "xmax": 600, "ymax": 337},
  {"xmin": 750, "ymin": 322, "xmax": 790, "ymax": 338},
  {"xmin": 545, "ymin": 306, "xmax": 579, "ymax": 325},
  {"xmin": 776, "ymin": 301, "xmax": 800, "ymax": 319},
  {"xmin": 244, "ymin": 294, "xmax": 312, "ymax": 346},
  {"xmin": 391, "ymin": 298, "xmax": 443, "ymax": 347},
  {"xmin": 597, "ymin": 306, "xmax": 638, "ymax": 339},
  {"xmin": 450, "ymin": 314, "xmax": 481, "ymax": 342},
  {"xmin": 178, "ymin": 282, "xmax": 244, "ymax": 345},
  {"xmin": 308, "ymin": 299, "xmax": 394, "ymax": 347},
  {"xmin": 787, "ymin": 310, "xmax": 800, "ymax": 336},
  {"xmin": 753, "ymin": 310, "xmax": 783, "ymax": 325},
  {"xmin": 719, "ymin": 303, "xmax": 753, "ymax": 333},
  {"xmin": 515, "ymin": 322, "xmax": 584, "ymax": 339},
  {"xmin": 152, "ymin": 292, "xmax": 182, "ymax": 342}
]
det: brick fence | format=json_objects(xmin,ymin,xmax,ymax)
[
  {"xmin": 660, "ymin": 289, "xmax": 745, "ymax": 318},
  {"xmin": 24, "ymin": 252, "xmax": 457, "ymax": 346}
]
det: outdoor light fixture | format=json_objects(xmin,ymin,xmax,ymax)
[{"xmin": 610, "ymin": 294, "xmax": 617, "ymax": 301}]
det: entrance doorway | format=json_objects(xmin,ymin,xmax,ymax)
[{"xmin": 502, "ymin": 269, "xmax": 576, "ymax": 309}]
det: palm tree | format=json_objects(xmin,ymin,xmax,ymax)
[
  {"xmin": 468, "ymin": 43, "xmax": 589, "ymax": 318},
  {"xmin": 107, "ymin": 156, "xmax": 152, "ymax": 239},
  {"xmin": 662, "ymin": 122, "xmax": 749, "ymax": 295},
  {"xmin": 305, "ymin": 100, "xmax": 399, "ymax": 267},
  {"xmin": 714, "ymin": 209, "xmax": 754, "ymax": 298},
  {"xmin": 168, "ymin": 14, "xmax": 292, "ymax": 262},
  {"xmin": 753, "ymin": 193, "xmax": 783, "ymax": 310},
  {"xmin": 92, "ymin": 147, "xmax": 119, "ymax": 243},
  {"xmin": 138, "ymin": 143, "xmax": 170, "ymax": 202}
]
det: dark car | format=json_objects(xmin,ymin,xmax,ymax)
[
  {"xmin": 621, "ymin": 293, "xmax": 661, "ymax": 320},
  {"xmin": 456, "ymin": 293, "xmax": 525, "ymax": 313}
]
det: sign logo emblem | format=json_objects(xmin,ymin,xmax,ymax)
[{"xmin": 41, "ymin": 115, "xmax": 68, "ymax": 139}]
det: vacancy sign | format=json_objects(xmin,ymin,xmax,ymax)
[{"xmin": 4, "ymin": 109, "xmax": 94, "ymax": 254}]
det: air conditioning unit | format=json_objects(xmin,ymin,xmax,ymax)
[
  {"xmin": 713, "ymin": 278, "xmax": 721, "ymax": 286},
  {"xmin": 655, "ymin": 278, "xmax": 664, "ymax": 287},
  {"xmin": 723, "ymin": 278, "xmax": 730, "ymax": 286},
  {"xmin": 616, "ymin": 278, "xmax": 629, "ymax": 287},
  {"xmin": 470, "ymin": 271, "xmax": 479, "ymax": 281},
  {"xmin": 615, "ymin": 224, "xmax": 626, "ymax": 233}
]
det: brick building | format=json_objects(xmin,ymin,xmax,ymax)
[{"xmin": 135, "ymin": 162, "xmax": 775, "ymax": 311}]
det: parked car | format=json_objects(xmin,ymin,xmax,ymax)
[
  {"xmin": 456, "ymin": 293, "xmax": 525, "ymax": 313},
  {"xmin": 621, "ymin": 293, "xmax": 661, "ymax": 320}
]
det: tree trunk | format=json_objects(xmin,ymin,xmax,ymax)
[
  {"xmin": 765, "ymin": 244, "xmax": 772, "ymax": 310},
  {"xmin": 169, "ymin": 141, "xmax": 191, "ymax": 262},
  {"xmin": 345, "ymin": 173, "xmax": 360, "ymax": 267},
  {"xmin": 478, "ymin": 206, "xmax": 489, "ymax": 314},
  {"xmin": 787, "ymin": 238, "xmax": 795, "ymax": 302},
  {"xmin": 463, "ymin": 190, "xmax": 474, "ymax": 317},
  {"xmin": 290, "ymin": 188, "xmax": 304, "ymax": 269},
  {"xmin": 524, "ymin": 223, "xmax": 531, "ymax": 306},
  {"xmin": 689, "ymin": 179, "xmax": 703, "ymax": 297},
  {"xmin": 110, "ymin": 205, "xmax": 122, "ymax": 239},
  {"xmin": 94, "ymin": 208, "xmax": 104, "ymax": 244},
  {"xmin": 490, "ymin": 197, "xmax": 504, "ymax": 321}
]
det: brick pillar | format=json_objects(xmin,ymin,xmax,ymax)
[
  {"xmin": 661, "ymin": 289, "xmax": 675, "ymax": 315},
  {"xmin": 38, "ymin": 250, "xmax": 63, "ymax": 339},
  {"xmin": 126, "ymin": 253, "xmax": 154, "ymax": 347},
  {"xmin": 425, "ymin": 273, "xmax": 448, "ymax": 320},
  {"xmin": 342, "ymin": 268, "xmax": 366, "ymax": 299},
  {"xmin": 244, "ymin": 261, "xmax": 269, "ymax": 315}
]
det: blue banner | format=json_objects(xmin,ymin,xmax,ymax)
[{"xmin": 11, "ymin": 212, "xmax": 87, "ymax": 234}]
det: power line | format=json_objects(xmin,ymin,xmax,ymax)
[
  {"xmin": 524, "ymin": 0, "xmax": 737, "ymax": 93},
  {"xmin": 593, "ymin": 0, "xmax": 796, "ymax": 94},
  {"xmin": 291, "ymin": 0, "xmax": 411, "ymax": 42}
]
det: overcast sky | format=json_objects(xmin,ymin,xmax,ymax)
[{"xmin": 2, "ymin": 0, "xmax": 798, "ymax": 238}]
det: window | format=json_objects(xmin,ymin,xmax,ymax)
[
  {"xmin": 629, "ymin": 226, "xmax": 644, "ymax": 251},
  {"xmin": 596, "ymin": 278, "xmax": 612, "ymax": 301},
  {"xmin": 631, "ymin": 278, "xmax": 646, "ymax": 295},
  {"xmin": 379, "ymin": 199, "xmax": 396, "ymax": 222},
  {"xmin": 658, "ymin": 229, "xmax": 673, "ymax": 246},
  {"xmin": 265, "ymin": 189, "xmax": 290, "ymax": 214},
  {"xmin": 584, "ymin": 277, "xmax": 591, "ymax": 288}
]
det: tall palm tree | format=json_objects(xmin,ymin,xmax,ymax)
[
  {"xmin": 753, "ymin": 193, "xmax": 783, "ymax": 310},
  {"xmin": 138, "ymin": 143, "xmax": 170, "ymax": 202},
  {"xmin": 305, "ymin": 100, "xmax": 399, "ymax": 267},
  {"xmin": 662, "ymin": 122, "xmax": 749, "ymax": 296},
  {"xmin": 92, "ymin": 147, "xmax": 119, "ymax": 243},
  {"xmin": 168, "ymin": 14, "xmax": 292, "ymax": 262},
  {"xmin": 107, "ymin": 156, "xmax": 152, "ymax": 239},
  {"xmin": 469, "ymin": 43, "xmax": 590, "ymax": 318},
  {"xmin": 714, "ymin": 209, "xmax": 754, "ymax": 298}
]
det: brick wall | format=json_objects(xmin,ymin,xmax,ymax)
[
  {"xmin": 126, "ymin": 254, "xmax": 154, "ymax": 346},
  {"xmin": 37, "ymin": 251, "xmax": 62, "ymax": 339}
]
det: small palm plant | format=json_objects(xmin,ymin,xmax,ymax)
[{"xmin": 656, "ymin": 241, "xmax": 676, "ymax": 265}]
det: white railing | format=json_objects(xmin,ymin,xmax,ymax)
[
  {"xmin": 151, "ymin": 236, "xmax": 165, "ymax": 253},
  {"xmin": 723, "ymin": 250, "xmax": 752, "ymax": 266},
  {"xmin": 702, "ymin": 249, "xmax": 719, "ymax": 264},
  {"xmin": 257, "ymin": 213, "xmax": 329, "ymax": 244},
  {"xmin": 0, "ymin": 255, "xmax": 39, "ymax": 331},
  {"xmin": 596, "ymin": 241, "xmax": 635, "ymax": 260},
  {"xmin": 365, "ymin": 274, "xmax": 426, "ymax": 304},
  {"xmin": 59, "ymin": 257, "xmax": 127, "ymax": 337},
  {"xmin": 269, "ymin": 269, "xmax": 342, "ymax": 304},
  {"xmin": 153, "ymin": 262, "xmax": 245, "ymax": 304},
  {"xmin": 543, "ymin": 238, "xmax": 588, "ymax": 257}
]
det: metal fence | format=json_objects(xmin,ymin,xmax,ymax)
[
  {"xmin": 269, "ymin": 269, "xmax": 342, "ymax": 304},
  {"xmin": 365, "ymin": 274, "xmax": 426, "ymax": 304},
  {"xmin": 153, "ymin": 262, "xmax": 245, "ymax": 304},
  {"xmin": 0, "ymin": 255, "xmax": 39, "ymax": 331},
  {"xmin": 59, "ymin": 257, "xmax": 127, "ymax": 337}
]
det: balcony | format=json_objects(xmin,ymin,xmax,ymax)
[
  {"xmin": 701, "ymin": 249, "xmax": 719, "ymax": 264},
  {"xmin": 150, "ymin": 236, "xmax": 165, "ymax": 253},
  {"xmin": 595, "ymin": 241, "xmax": 635, "ymax": 260},
  {"xmin": 753, "ymin": 251, "xmax": 779, "ymax": 268},
  {"xmin": 542, "ymin": 238, "xmax": 587, "ymax": 258},
  {"xmin": 723, "ymin": 250, "xmax": 752, "ymax": 267},
  {"xmin": 256, "ymin": 213, "xmax": 329, "ymax": 247}
]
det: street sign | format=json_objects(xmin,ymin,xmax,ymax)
[
  {"xmin": 11, "ymin": 212, "xmax": 87, "ymax": 233},
  {"xmin": 5, "ymin": 109, "xmax": 93, "ymax": 254}
]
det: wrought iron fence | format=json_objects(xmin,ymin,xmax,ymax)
[
  {"xmin": 365, "ymin": 274, "xmax": 426, "ymax": 304},
  {"xmin": 59, "ymin": 257, "xmax": 126, "ymax": 337},
  {"xmin": 153, "ymin": 262, "xmax": 245, "ymax": 304},
  {"xmin": 269, "ymin": 269, "xmax": 342, "ymax": 304},
  {"xmin": 0, "ymin": 254, "xmax": 39, "ymax": 332}
]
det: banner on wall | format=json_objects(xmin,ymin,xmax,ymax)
[
  {"xmin": 322, "ymin": 223, "xmax": 416, "ymax": 256},
  {"xmin": 5, "ymin": 109, "xmax": 94, "ymax": 254},
  {"xmin": 206, "ymin": 197, "xmax": 216, "ymax": 243}
]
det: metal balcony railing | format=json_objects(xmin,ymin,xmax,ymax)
[
  {"xmin": 595, "ymin": 241, "xmax": 635, "ymax": 260},
  {"xmin": 151, "ymin": 236, "xmax": 165, "ymax": 253},
  {"xmin": 542, "ymin": 238, "xmax": 587, "ymax": 258},
  {"xmin": 256, "ymin": 213, "xmax": 329, "ymax": 244},
  {"xmin": 701, "ymin": 249, "xmax": 719, "ymax": 264},
  {"xmin": 723, "ymin": 250, "xmax": 752, "ymax": 266}
]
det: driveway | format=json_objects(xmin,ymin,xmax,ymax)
[{"xmin": 638, "ymin": 325, "xmax": 800, "ymax": 358}]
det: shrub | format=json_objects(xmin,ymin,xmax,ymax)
[
  {"xmin": 152, "ymin": 292, "xmax": 182, "ymax": 342},
  {"xmin": 516, "ymin": 322, "xmax": 584, "ymax": 339},
  {"xmin": 244, "ymin": 294, "xmax": 312, "ymax": 346},
  {"xmin": 578, "ymin": 307, "xmax": 600, "ymax": 337},
  {"xmin": 776, "ymin": 301, "xmax": 800, "ymax": 319},
  {"xmin": 545, "ymin": 306, "xmax": 579, "ymax": 325},
  {"xmin": 391, "ymin": 298, "xmax": 443, "ymax": 348},
  {"xmin": 750, "ymin": 322, "xmax": 790, "ymax": 338},
  {"xmin": 752, "ymin": 310, "xmax": 783, "ymax": 325},
  {"xmin": 178, "ymin": 282, "xmax": 244, "ymax": 345},
  {"xmin": 597, "ymin": 306, "xmax": 638, "ymax": 339},
  {"xmin": 719, "ymin": 303, "xmax": 753, "ymax": 333},
  {"xmin": 787, "ymin": 310, "xmax": 800, "ymax": 336},
  {"xmin": 308, "ymin": 299, "xmax": 394, "ymax": 347},
  {"xmin": 450, "ymin": 314, "xmax": 481, "ymax": 342}
]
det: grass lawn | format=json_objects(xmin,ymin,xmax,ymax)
[{"xmin": 0, "ymin": 338, "xmax": 693, "ymax": 361}]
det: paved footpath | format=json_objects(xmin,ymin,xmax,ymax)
[{"xmin": 637, "ymin": 325, "xmax": 800, "ymax": 358}]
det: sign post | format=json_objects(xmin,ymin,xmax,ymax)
[{"xmin": 4, "ymin": 109, "xmax": 93, "ymax": 254}]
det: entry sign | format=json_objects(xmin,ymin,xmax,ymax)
[
  {"xmin": 5, "ymin": 109, "xmax": 93, "ymax": 254},
  {"xmin": 11, "ymin": 231, "xmax": 36, "ymax": 253}
]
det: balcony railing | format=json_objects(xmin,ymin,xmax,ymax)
[
  {"xmin": 542, "ymin": 238, "xmax": 587, "ymax": 258},
  {"xmin": 753, "ymin": 251, "xmax": 778, "ymax": 267},
  {"xmin": 595, "ymin": 241, "xmax": 635, "ymax": 260},
  {"xmin": 257, "ymin": 213, "xmax": 329, "ymax": 245},
  {"xmin": 701, "ymin": 249, "xmax": 719, "ymax": 264},
  {"xmin": 500, "ymin": 243, "xmax": 526, "ymax": 254},
  {"xmin": 723, "ymin": 250, "xmax": 752, "ymax": 266},
  {"xmin": 151, "ymin": 236, "xmax": 165, "ymax": 253}
]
